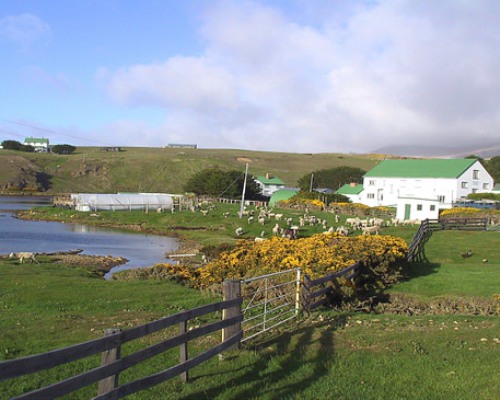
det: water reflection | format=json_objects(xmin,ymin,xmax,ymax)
[{"xmin": 0, "ymin": 196, "xmax": 179, "ymax": 277}]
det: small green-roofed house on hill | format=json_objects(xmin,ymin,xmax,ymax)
[
  {"xmin": 24, "ymin": 137, "xmax": 49, "ymax": 152},
  {"xmin": 360, "ymin": 158, "xmax": 494, "ymax": 220},
  {"xmin": 255, "ymin": 174, "xmax": 286, "ymax": 197}
]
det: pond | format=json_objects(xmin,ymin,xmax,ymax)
[{"xmin": 0, "ymin": 196, "xmax": 179, "ymax": 278}]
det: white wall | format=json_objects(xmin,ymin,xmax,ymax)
[
  {"xmin": 396, "ymin": 198, "xmax": 442, "ymax": 221},
  {"xmin": 361, "ymin": 161, "xmax": 494, "ymax": 208}
]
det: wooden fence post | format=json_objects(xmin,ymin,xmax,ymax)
[
  {"xmin": 222, "ymin": 280, "xmax": 242, "ymax": 349},
  {"xmin": 179, "ymin": 321, "xmax": 188, "ymax": 383},
  {"xmin": 97, "ymin": 328, "xmax": 121, "ymax": 396}
]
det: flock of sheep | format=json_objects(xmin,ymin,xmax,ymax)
[{"xmin": 193, "ymin": 203, "xmax": 414, "ymax": 241}]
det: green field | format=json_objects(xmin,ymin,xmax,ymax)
[
  {"xmin": 0, "ymin": 147, "xmax": 380, "ymax": 194},
  {"xmin": 1, "ymin": 214, "xmax": 499, "ymax": 399}
]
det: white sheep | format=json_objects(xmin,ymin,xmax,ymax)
[
  {"xmin": 258, "ymin": 216, "xmax": 266, "ymax": 225},
  {"xmin": 9, "ymin": 252, "xmax": 39, "ymax": 264},
  {"xmin": 235, "ymin": 227, "xmax": 244, "ymax": 236},
  {"xmin": 362, "ymin": 226, "xmax": 380, "ymax": 235},
  {"xmin": 336, "ymin": 226, "xmax": 349, "ymax": 236},
  {"xmin": 272, "ymin": 223, "xmax": 281, "ymax": 236}
]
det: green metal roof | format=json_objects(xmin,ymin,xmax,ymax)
[
  {"xmin": 24, "ymin": 137, "xmax": 49, "ymax": 144},
  {"xmin": 364, "ymin": 159, "xmax": 478, "ymax": 179},
  {"xmin": 256, "ymin": 176, "xmax": 285, "ymax": 185},
  {"xmin": 269, "ymin": 189, "xmax": 299, "ymax": 206},
  {"xmin": 336, "ymin": 183, "xmax": 364, "ymax": 195}
]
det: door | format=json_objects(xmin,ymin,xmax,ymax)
[{"xmin": 404, "ymin": 204, "xmax": 411, "ymax": 220}]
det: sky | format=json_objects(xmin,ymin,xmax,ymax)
[{"xmin": 1, "ymin": 0, "xmax": 500, "ymax": 154}]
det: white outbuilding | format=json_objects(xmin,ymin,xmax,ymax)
[{"xmin": 71, "ymin": 193, "xmax": 175, "ymax": 212}]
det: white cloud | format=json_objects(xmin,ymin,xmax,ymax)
[
  {"xmin": 100, "ymin": 0, "xmax": 500, "ymax": 153},
  {"xmin": 0, "ymin": 13, "xmax": 51, "ymax": 52}
]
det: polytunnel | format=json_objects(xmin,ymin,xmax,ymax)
[{"xmin": 70, "ymin": 193, "xmax": 175, "ymax": 212}]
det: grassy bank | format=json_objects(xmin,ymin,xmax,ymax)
[{"xmin": 0, "ymin": 147, "xmax": 380, "ymax": 194}]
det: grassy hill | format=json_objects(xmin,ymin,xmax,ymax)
[{"xmin": 0, "ymin": 147, "xmax": 383, "ymax": 194}]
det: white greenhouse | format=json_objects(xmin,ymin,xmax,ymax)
[{"xmin": 70, "ymin": 193, "xmax": 175, "ymax": 212}]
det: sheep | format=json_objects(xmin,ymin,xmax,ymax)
[
  {"xmin": 272, "ymin": 223, "xmax": 281, "ymax": 236},
  {"xmin": 258, "ymin": 216, "xmax": 266, "ymax": 226},
  {"xmin": 371, "ymin": 217, "xmax": 385, "ymax": 227},
  {"xmin": 336, "ymin": 226, "xmax": 349, "ymax": 236},
  {"xmin": 222, "ymin": 212, "xmax": 231, "ymax": 218},
  {"xmin": 334, "ymin": 214, "xmax": 340, "ymax": 223},
  {"xmin": 346, "ymin": 217, "xmax": 360, "ymax": 227},
  {"xmin": 200, "ymin": 209, "xmax": 209, "ymax": 216},
  {"xmin": 275, "ymin": 213, "xmax": 283, "ymax": 221},
  {"xmin": 362, "ymin": 226, "xmax": 380, "ymax": 235},
  {"xmin": 9, "ymin": 252, "xmax": 39, "ymax": 264},
  {"xmin": 299, "ymin": 216, "xmax": 305, "ymax": 227},
  {"xmin": 247, "ymin": 216, "xmax": 254, "ymax": 224},
  {"xmin": 281, "ymin": 227, "xmax": 297, "ymax": 239},
  {"xmin": 254, "ymin": 237, "xmax": 267, "ymax": 242},
  {"xmin": 286, "ymin": 217, "xmax": 293, "ymax": 226},
  {"xmin": 235, "ymin": 227, "xmax": 244, "ymax": 237}
]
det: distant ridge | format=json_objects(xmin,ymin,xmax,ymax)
[{"xmin": 372, "ymin": 143, "xmax": 500, "ymax": 158}]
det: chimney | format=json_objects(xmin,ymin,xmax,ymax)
[
  {"xmin": 266, "ymin": 173, "xmax": 270, "ymax": 179},
  {"xmin": 350, "ymin": 182, "xmax": 357, "ymax": 187}
]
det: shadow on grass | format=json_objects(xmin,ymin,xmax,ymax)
[
  {"xmin": 183, "ymin": 315, "xmax": 349, "ymax": 400},
  {"xmin": 400, "ymin": 262, "xmax": 441, "ymax": 282}
]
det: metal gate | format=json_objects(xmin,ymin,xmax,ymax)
[{"xmin": 240, "ymin": 268, "xmax": 301, "ymax": 342}]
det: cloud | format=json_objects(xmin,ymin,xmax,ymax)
[
  {"xmin": 0, "ymin": 13, "xmax": 51, "ymax": 52},
  {"xmin": 100, "ymin": 0, "xmax": 500, "ymax": 153}
]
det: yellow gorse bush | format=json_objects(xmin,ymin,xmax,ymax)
[
  {"xmin": 115, "ymin": 234, "xmax": 408, "ymax": 293},
  {"xmin": 440, "ymin": 207, "xmax": 482, "ymax": 217}
]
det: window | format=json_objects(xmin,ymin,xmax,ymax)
[
  {"xmin": 368, "ymin": 180, "xmax": 375, "ymax": 186},
  {"xmin": 472, "ymin": 189, "xmax": 478, "ymax": 194},
  {"xmin": 473, "ymin": 170, "xmax": 479, "ymax": 179},
  {"xmin": 367, "ymin": 193, "xmax": 375, "ymax": 199},
  {"xmin": 430, "ymin": 205, "xmax": 436, "ymax": 211},
  {"xmin": 417, "ymin": 204, "xmax": 423, "ymax": 211},
  {"xmin": 461, "ymin": 182, "xmax": 468, "ymax": 189},
  {"xmin": 483, "ymin": 183, "xmax": 490, "ymax": 190},
  {"xmin": 438, "ymin": 195, "xmax": 445, "ymax": 203}
]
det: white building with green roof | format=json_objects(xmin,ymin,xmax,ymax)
[
  {"xmin": 255, "ymin": 174, "xmax": 286, "ymax": 197},
  {"xmin": 24, "ymin": 137, "xmax": 49, "ymax": 152},
  {"xmin": 336, "ymin": 183, "xmax": 364, "ymax": 203},
  {"xmin": 360, "ymin": 158, "xmax": 494, "ymax": 219}
]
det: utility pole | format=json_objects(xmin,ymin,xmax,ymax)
[
  {"xmin": 309, "ymin": 173, "xmax": 314, "ymax": 192},
  {"xmin": 239, "ymin": 163, "xmax": 249, "ymax": 218}
]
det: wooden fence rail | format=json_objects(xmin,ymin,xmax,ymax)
[
  {"xmin": 0, "ymin": 297, "xmax": 242, "ymax": 399},
  {"xmin": 302, "ymin": 262, "xmax": 362, "ymax": 312},
  {"xmin": 429, "ymin": 217, "xmax": 489, "ymax": 231}
]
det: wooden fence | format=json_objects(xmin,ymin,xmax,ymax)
[
  {"xmin": 0, "ymin": 298, "xmax": 242, "ymax": 399},
  {"xmin": 406, "ymin": 217, "xmax": 489, "ymax": 262},
  {"xmin": 301, "ymin": 262, "xmax": 362, "ymax": 312},
  {"xmin": 429, "ymin": 217, "xmax": 489, "ymax": 231}
]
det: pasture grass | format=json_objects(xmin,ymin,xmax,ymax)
[
  {"xmin": 389, "ymin": 230, "xmax": 500, "ymax": 300},
  {"xmin": 0, "ymin": 147, "xmax": 379, "ymax": 194},
  {"xmin": 1, "ymin": 215, "xmax": 500, "ymax": 399}
]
